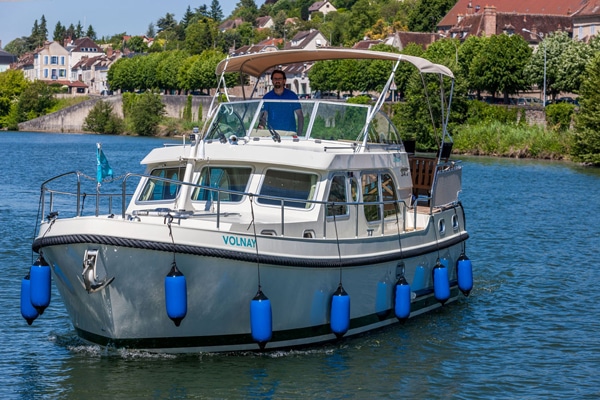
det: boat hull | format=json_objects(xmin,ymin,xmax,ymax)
[{"xmin": 37, "ymin": 214, "xmax": 467, "ymax": 353}]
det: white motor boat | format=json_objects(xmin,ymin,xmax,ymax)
[{"xmin": 26, "ymin": 48, "xmax": 472, "ymax": 353}]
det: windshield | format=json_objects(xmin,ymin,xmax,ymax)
[
  {"xmin": 204, "ymin": 99, "xmax": 375, "ymax": 143},
  {"xmin": 205, "ymin": 101, "xmax": 261, "ymax": 141}
]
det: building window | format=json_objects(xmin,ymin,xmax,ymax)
[
  {"xmin": 592, "ymin": 26, "xmax": 596, "ymax": 35},
  {"xmin": 44, "ymin": 56, "xmax": 48, "ymax": 65},
  {"xmin": 44, "ymin": 69, "xmax": 48, "ymax": 78},
  {"xmin": 59, "ymin": 69, "xmax": 66, "ymax": 77},
  {"xmin": 51, "ymin": 56, "xmax": 58, "ymax": 64},
  {"xmin": 61, "ymin": 56, "xmax": 65, "ymax": 65}
]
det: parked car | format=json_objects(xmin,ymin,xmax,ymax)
[
  {"xmin": 299, "ymin": 93, "xmax": 311, "ymax": 99},
  {"xmin": 555, "ymin": 97, "xmax": 579, "ymax": 106},
  {"xmin": 312, "ymin": 90, "xmax": 337, "ymax": 99},
  {"xmin": 100, "ymin": 90, "xmax": 113, "ymax": 96}
]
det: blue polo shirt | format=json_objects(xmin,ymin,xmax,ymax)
[{"xmin": 262, "ymin": 88, "xmax": 301, "ymax": 132}]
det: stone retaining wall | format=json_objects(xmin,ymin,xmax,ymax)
[{"xmin": 18, "ymin": 95, "xmax": 213, "ymax": 133}]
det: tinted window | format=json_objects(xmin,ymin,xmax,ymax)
[
  {"xmin": 258, "ymin": 170, "xmax": 317, "ymax": 208},
  {"xmin": 192, "ymin": 167, "xmax": 252, "ymax": 202},
  {"xmin": 138, "ymin": 167, "xmax": 182, "ymax": 201}
]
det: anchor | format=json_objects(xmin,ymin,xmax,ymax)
[{"xmin": 82, "ymin": 249, "xmax": 114, "ymax": 293}]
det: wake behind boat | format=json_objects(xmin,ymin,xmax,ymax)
[{"xmin": 23, "ymin": 48, "xmax": 473, "ymax": 353}]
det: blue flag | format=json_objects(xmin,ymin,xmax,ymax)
[{"xmin": 96, "ymin": 144, "xmax": 113, "ymax": 184}]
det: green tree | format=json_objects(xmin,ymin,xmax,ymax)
[
  {"xmin": 138, "ymin": 52, "xmax": 167, "ymax": 90},
  {"xmin": 470, "ymin": 34, "xmax": 531, "ymax": 102},
  {"xmin": 157, "ymin": 13, "xmax": 177, "ymax": 33},
  {"xmin": 129, "ymin": 92, "xmax": 166, "ymax": 136},
  {"xmin": 31, "ymin": 19, "xmax": 42, "ymax": 48},
  {"xmin": 0, "ymin": 70, "xmax": 29, "ymax": 127},
  {"xmin": 146, "ymin": 23, "xmax": 156, "ymax": 38},
  {"xmin": 458, "ymin": 35, "xmax": 485, "ymax": 97},
  {"xmin": 184, "ymin": 18, "xmax": 216, "ymax": 54},
  {"xmin": 66, "ymin": 23, "xmax": 76, "ymax": 40},
  {"xmin": 83, "ymin": 100, "xmax": 124, "ymax": 134},
  {"xmin": 272, "ymin": 10, "xmax": 288, "ymax": 38},
  {"xmin": 210, "ymin": 0, "xmax": 224, "ymax": 22},
  {"xmin": 16, "ymin": 80, "xmax": 56, "ymax": 121},
  {"xmin": 156, "ymin": 50, "xmax": 189, "ymax": 94},
  {"xmin": 126, "ymin": 36, "xmax": 147, "ymax": 53},
  {"xmin": 3, "ymin": 37, "xmax": 31, "ymax": 57},
  {"xmin": 181, "ymin": 6, "xmax": 195, "ymax": 30},
  {"xmin": 234, "ymin": 0, "xmax": 259, "ymax": 24},
  {"xmin": 40, "ymin": 15, "xmax": 48, "ymax": 36},
  {"xmin": 345, "ymin": 0, "xmax": 378, "ymax": 45},
  {"xmin": 75, "ymin": 21, "xmax": 84, "ymax": 38},
  {"xmin": 86, "ymin": 25, "xmax": 97, "ymax": 41},
  {"xmin": 573, "ymin": 53, "xmax": 600, "ymax": 165},
  {"xmin": 407, "ymin": 0, "xmax": 455, "ymax": 33},
  {"xmin": 183, "ymin": 50, "xmax": 225, "ymax": 94},
  {"xmin": 525, "ymin": 31, "xmax": 592, "ymax": 100},
  {"xmin": 107, "ymin": 57, "xmax": 141, "ymax": 92},
  {"xmin": 183, "ymin": 95, "xmax": 193, "ymax": 122},
  {"xmin": 53, "ymin": 21, "xmax": 66, "ymax": 42}
]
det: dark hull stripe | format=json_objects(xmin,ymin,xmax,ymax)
[{"xmin": 33, "ymin": 233, "xmax": 468, "ymax": 268}]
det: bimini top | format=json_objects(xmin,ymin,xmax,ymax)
[{"xmin": 215, "ymin": 48, "xmax": 454, "ymax": 79}]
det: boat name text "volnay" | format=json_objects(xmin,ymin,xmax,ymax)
[{"xmin": 222, "ymin": 235, "xmax": 256, "ymax": 248}]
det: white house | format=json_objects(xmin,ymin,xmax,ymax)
[
  {"xmin": 29, "ymin": 41, "xmax": 69, "ymax": 82},
  {"xmin": 308, "ymin": 1, "xmax": 337, "ymax": 20}
]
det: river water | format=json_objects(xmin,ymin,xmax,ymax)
[{"xmin": 1, "ymin": 131, "xmax": 599, "ymax": 399}]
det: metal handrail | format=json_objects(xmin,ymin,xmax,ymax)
[{"xmin": 40, "ymin": 171, "xmax": 427, "ymax": 239}]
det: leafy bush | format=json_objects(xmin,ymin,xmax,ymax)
[
  {"xmin": 465, "ymin": 100, "xmax": 519, "ymax": 125},
  {"xmin": 183, "ymin": 95, "xmax": 192, "ymax": 122},
  {"xmin": 129, "ymin": 92, "xmax": 165, "ymax": 136},
  {"xmin": 573, "ymin": 53, "xmax": 600, "ymax": 165},
  {"xmin": 83, "ymin": 100, "xmax": 124, "ymax": 134},
  {"xmin": 545, "ymin": 102, "xmax": 575, "ymax": 132}
]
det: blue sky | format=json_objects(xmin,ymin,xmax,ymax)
[{"xmin": 0, "ymin": 0, "xmax": 265, "ymax": 47}]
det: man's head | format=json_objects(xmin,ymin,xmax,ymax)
[{"xmin": 271, "ymin": 69, "xmax": 286, "ymax": 94}]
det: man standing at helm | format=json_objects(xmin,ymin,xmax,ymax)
[{"xmin": 259, "ymin": 69, "xmax": 304, "ymax": 135}]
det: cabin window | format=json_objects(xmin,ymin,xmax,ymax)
[
  {"xmin": 327, "ymin": 174, "xmax": 348, "ymax": 216},
  {"xmin": 362, "ymin": 173, "xmax": 381, "ymax": 222},
  {"xmin": 258, "ymin": 169, "xmax": 317, "ymax": 208},
  {"xmin": 191, "ymin": 166, "xmax": 252, "ymax": 202},
  {"xmin": 381, "ymin": 172, "xmax": 399, "ymax": 218},
  {"xmin": 138, "ymin": 167, "xmax": 183, "ymax": 201},
  {"xmin": 361, "ymin": 171, "xmax": 398, "ymax": 222}
]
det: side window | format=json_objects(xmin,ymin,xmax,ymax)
[
  {"xmin": 191, "ymin": 166, "xmax": 252, "ymax": 202},
  {"xmin": 381, "ymin": 173, "xmax": 399, "ymax": 218},
  {"xmin": 258, "ymin": 169, "xmax": 317, "ymax": 208},
  {"xmin": 361, "ymin": 171, "xmax": 398, "ymax": 222},
  {"xmin": 327, "ymin": 175, "xmax": 348, "ymax": 216},
  {"xmin": 138, "ymin": 167, "xmax": 182, "ymax": 201},
  {"xmin": 362, "ymin": 173, "xmax": 381, "ymax": 222}
]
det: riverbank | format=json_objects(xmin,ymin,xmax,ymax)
[{"xmin": 17, "ymin": 95, "xmax": 212, "ymax": 134}]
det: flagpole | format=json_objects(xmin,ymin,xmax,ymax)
[{"xmin": 96, "ymin": 143, "xmax": 101, "ymax": 216}]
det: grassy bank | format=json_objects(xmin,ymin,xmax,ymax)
[{"xmin": 452, "ymin": 121, "xmax": 572, "ymax": 160}]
